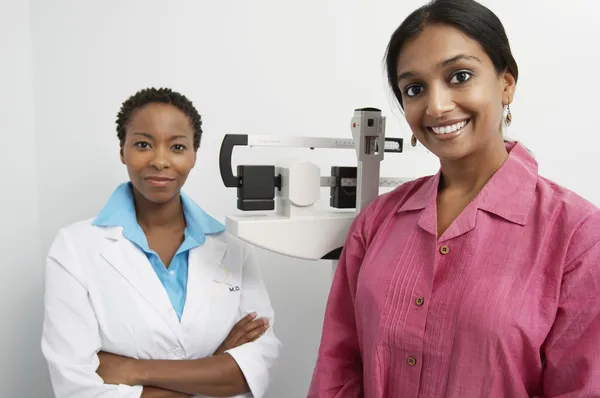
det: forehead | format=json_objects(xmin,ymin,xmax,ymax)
[
  {"xmin": 127, "ymin": 103, "xmax": 193, "ymax": 135},
  {"xmin": 396, "ymin": 23, "xmax": 491, "ymax": 75}
]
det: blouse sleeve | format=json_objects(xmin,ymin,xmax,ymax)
[
  {"xmin": 41, "ymin": 229, "xmax": 144, "ymax": 398},
  {"xmin": 308, "ymin": 214, "xmax": 367, "ymax": 398},
  {"xmin": 542, "ymin": 212, "xmax": 600, "ymax": 396}
]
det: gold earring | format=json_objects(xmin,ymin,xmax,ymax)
[
  {"xmin": 505, "ymin": 104, "xmax": 512, "ymax": 126},
  {"xmin": 411, "ymin": 134, "xmax": 417, "ymax": 147}
]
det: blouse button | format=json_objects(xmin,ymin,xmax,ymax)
[
  {"xmin": 440, "ymin": 245, "xmax": 450, "ymax": 255},
  {"xmin": 415, "ymin": 297, "xmax": 424, "ymax": 306},
  {"xmin": 407, "ymin": 356, "xmax": 417, "ymax": 366}
]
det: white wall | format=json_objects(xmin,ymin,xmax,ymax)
[
  {"xmin": 0, "ymin": 0, "xmax": 49, "ymax": 396},
  {"xmin": 1, "ymin": 0, "xmax": 598, "ymax": 397}
]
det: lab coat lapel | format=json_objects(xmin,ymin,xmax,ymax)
[
  {"xmin": 181, "ymin": 235, "xmax": 228, "ymax": 327},
  {"xmin": 99, "ymin": 228, "xmax": 184, "ymax": 342}
]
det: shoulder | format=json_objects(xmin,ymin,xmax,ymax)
[
  {"xmin": 351, "ymin": 175, "xmax": 434, "ymax": 239},
  {"xmin": 58, "ymin": 217, "xmax": 102, "ymax": 235},
  {"xmin": 205, "ymin": 231, "xmax": 256, "ymax": 264},
  {"xmin": 52, "ymin": 217, "xmax": 112, "ymax": 242},
  {"xmin": 529, "ymin": 174, "xmax": 600, "ymax": 271},
  {"xmin": 47, "ymin": 217, "xmax": 120, "ymax": 258},
  {"xmin": 45, "ymin": 218, "xmax": 112, "ymax": 287},
  {"xmin": 366, "ymin": 175, "xmax": 433, "ymax": 215},
  {"xmin": 535, "ymin": 175, "xmax": 598, "ymax": 219},
  {"xmin": 534, "ymin": 174, "xmax": 600, "ymax": 232},
  {"xmin": 533, "ymin": 175, "xmax": 600, "ymax": 262}
]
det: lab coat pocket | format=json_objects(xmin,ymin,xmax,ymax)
[{"xmin": 208, "ymin": 279, "xmax": 242, "ymax": 328}]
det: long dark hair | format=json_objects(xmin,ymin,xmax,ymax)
[{"xmin": 384, "ymin": 0, "xmax": 519, "ymax": 109}]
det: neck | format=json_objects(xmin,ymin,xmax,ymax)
[
  {"xmin": 132, "ymin": 189, "xmax": 186, "ymax": 231},
  {"xmin": 438, "ymin": 138, "xmax": 509, "ymax": 195}
]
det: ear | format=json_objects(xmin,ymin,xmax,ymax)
[
  {"xmin": 120, "ymin": 144, "xmax": 125, "ymax": 165},
  {"xmin": 501, "ymin": 70, "xmax": 517, "ymax": 105}
]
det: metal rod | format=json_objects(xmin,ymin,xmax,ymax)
[{"xmin": 319, "ymin": 176, "xmax": 412, "ymax": 188}]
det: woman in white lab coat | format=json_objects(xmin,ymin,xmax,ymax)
[{"xmin": 41, "ymin": 87, "xmax": 281, "ymax": 398}]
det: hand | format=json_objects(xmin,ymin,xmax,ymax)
[
  {"xmin": 97, "ymin": 351, "xmax": 138, "ymax": 386},
  {"xmin": 213, "ymin": 312, "xmax": 269, "ymax": 356}
]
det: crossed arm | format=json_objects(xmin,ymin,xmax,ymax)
[
  {"xmin": 96, "ymin": 314, "xmax": 269, "ymax": 397},
  {"xmin": 100, "ymin": 354, "xmax": 246, "ymax": 397}
]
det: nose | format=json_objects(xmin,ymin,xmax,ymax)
[
  {"xmin": 425, "ymin": 84, "xmax": 454, "ymax": 118},
  {"xmin": 150, "ymin": 148, "xmax": 170, "ymax": 170}
]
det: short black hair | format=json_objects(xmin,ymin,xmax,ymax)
[
  {"xmin": 384, "ymin": 0, "xmax": 519, "ymax": 109},
  {"xmin": 116, "ymin": 87, "xmax": 203, "ymax": 150}
]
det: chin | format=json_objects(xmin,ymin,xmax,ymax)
[
  {"xmin": 139, "ymin": 188, "xmax": 179, "ymax": 204},
  {"xmin": 434, "ymin": 147, "xmax": 473, "ymax": 161},
  {"xmin": 422, "ymin": 133, "xmax": 477, "ymax": 162},
  {"xmin": 419, "ymin": 137, "xmax": 466, "ymax": 158}
]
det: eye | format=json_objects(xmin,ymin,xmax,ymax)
[
  {"xmin": 172, "ymin": 144, "xmax": 187, "ymax": 152},
  {"xmin": 404, "ymin": 84, "xmax": 424, "ymax": 98},
  {"xmin": 134, "ymin": 141, "xmax": 151, "ymax": 149},
  {"xmin": 450, "ymin": 71, "xmax": 472, "ymax": 84}
]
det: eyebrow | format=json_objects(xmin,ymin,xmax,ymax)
[
  {"xmin": 397, "ymin": 54, "xmax": 482, "ymax": 83},
  {"xmin": 132, "ymin": 132, "xmax": 189, "ymax": 140}
]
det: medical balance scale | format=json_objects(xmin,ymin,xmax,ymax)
[{"xmin": 218, "ymin": 107, "xmax": 414, "ymax": 274}]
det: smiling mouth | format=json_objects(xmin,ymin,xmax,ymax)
[{"xmin": 427, "ymin": 119, "xmax": 470, "ymax": 135}]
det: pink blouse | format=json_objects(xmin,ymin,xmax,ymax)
[{"xmin": 308, "ymin": 142, "xmax": 600, "ymax": 397}]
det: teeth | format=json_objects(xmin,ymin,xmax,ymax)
[{"xmin": 431, "ymin": 120, "xmax": 468, "ymax": 135}]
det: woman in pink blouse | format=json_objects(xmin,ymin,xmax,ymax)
[{"xmin": 308, "ymin": 0, "xmax": 600, "ymax": 397}]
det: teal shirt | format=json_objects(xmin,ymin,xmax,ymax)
[{"xmin": 93, "ymin": 182, "xmax": 225, "ymax": 320}]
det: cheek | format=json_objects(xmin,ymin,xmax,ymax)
[
  {"xmin": 172, "ymin": 154, "xmax": 196, "ymax": 174},
  {"xmin": 403, "ymin": 105, "xmax": 425, "ymax": 134},
  {"xmin": 122, "ymin": 152, "xmax": 148, "ymax": 172},
  {"xmin": 462, "ymin": 82, "xmax": 503, "ymax": 118}
]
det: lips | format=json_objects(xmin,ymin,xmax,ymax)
[
  {"xmin": 145, "ymin": 176, "xmax": 175, "ymax": 181},
  {"xmin": 144, "ymin": 176, "xmax": 175, "ymax": 187}
]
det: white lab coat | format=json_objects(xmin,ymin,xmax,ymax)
[{"xmin": 41, "ymin": 218, "xmax": 281, "ymax": 398}]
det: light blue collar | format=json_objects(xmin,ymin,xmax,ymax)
[{"xmin": 93, "ymin": 182, "xmax": 225, "ymax": 247}]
